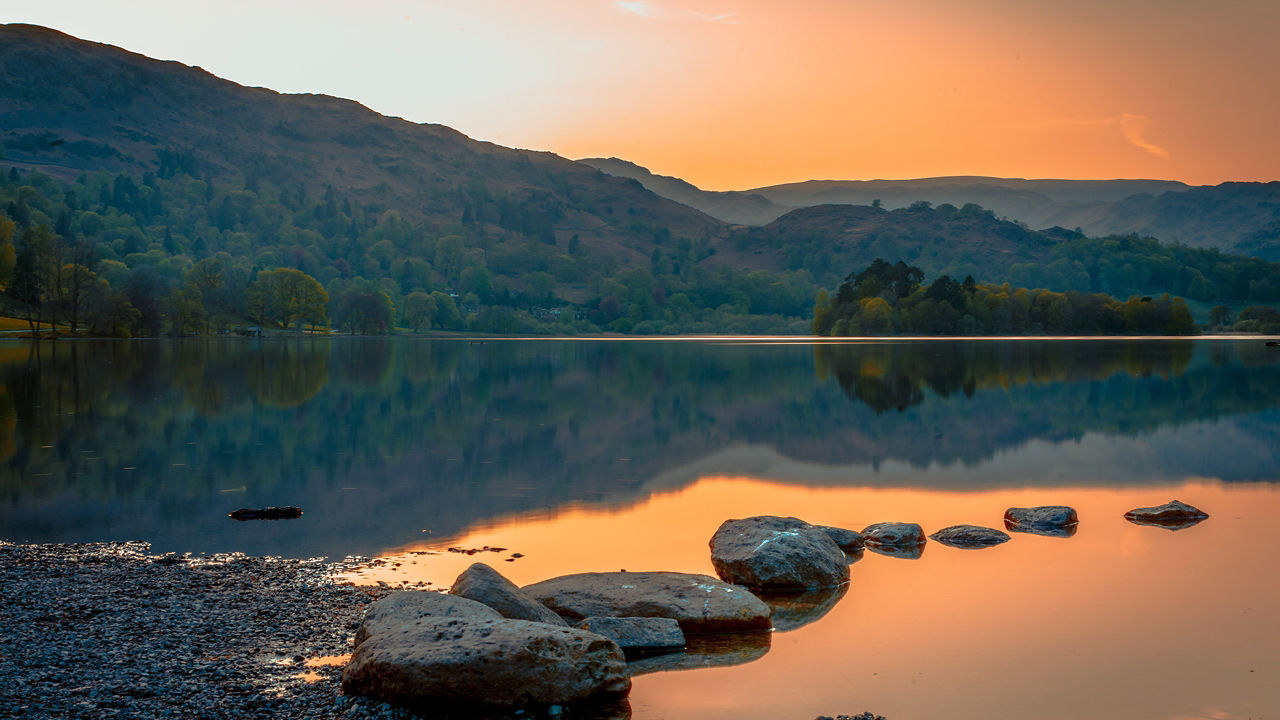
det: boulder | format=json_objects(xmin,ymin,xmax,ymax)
[
  {"xmin": 709, "ymin": 516, "xmax": 850, "ymax": 590},
  {"xmin": 342, "ymin": 617, "xmax": 629, "ymax": 709},
  {"xmin": 1004, "ymin": 506, "xmax": 1079, "ymax": 537},
  {"xmin": 929, "ymin": 525, "xmax": 1011, "ymax": 549},
  {"xmin": 449, "ymin": 562, "xmax": 568, "ymax": 626},
  {"xmin": 816, "ymin": 525, "xmax": 865, "ymax": 553},
  {"xmin": 1124, "ymin": 500, "xmax": 1209, "ymax": 530},
  {"xmin": 626, "ymin": 630, "xmax": 771, "ymax": 676},
  {"xmin": 354, "ymin": 590, "xmax": 500, "ymax": 647},
  {"xmin": 861, "ymin": 522, "xmax": 926, "ymax": 547},
  {"xmin": 523, "ymin": 571, "xmax": 772, "ymax": 634},
  {"xmin": 575, "ymin": 617, "xmax": 684, "ymax": 655}
]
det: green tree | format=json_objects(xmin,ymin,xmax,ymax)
[
  {"xmin": 247, "ymin": 268, "xmax": 328, "ymax": 332},
  {"xmin": 401, "ymin": 291, "xmax": 438, "ymax": 332}
]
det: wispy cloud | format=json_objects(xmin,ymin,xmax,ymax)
[
  {"xmin": 991, "ymin": 113, "xmax": 1170, "ymax": 159},
  {"xmin": 615, "ymin": 1, "xmax": 740, "ymax": 23},
  {"xmin": 1119, "ymin": 112, "xmax": 1170, "ymax": 159}
]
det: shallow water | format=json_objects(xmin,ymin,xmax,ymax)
[{"xmin": 1, "ymin": 337, "xmax": 1277, "ymax": 719}]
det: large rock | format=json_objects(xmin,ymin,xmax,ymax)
[
  {"xmin": 449, "ymin": 562, "xmax": 568, "ymax": 626},
  {"xmin": 522, "ymin": 571, "xmax": 772, "ymax": 634},
  {"xmin": 929, "ymin": 525, "xmax": 1011, "ymax": 549},
  {"xmin": 342, "ymin": 617, "xmax": 629, "ymax": 709},
  {"xmin": 861, "ymin": 522, "xmax": 926, "ymax": 547},
  {"xmin": 1124, "ymin": 500, "xmax": 1209, "ymax": 530},
  {"xmin": 576, "ymin": 617, "xmax": 685, "ymax": 654},
  {"xmin": 1004, "ymin": 506, "xmax": 1079, "ymax": 537},
  {"xmin": 709, "ymin": 516, "xmax": 850, "ymax": 590},
  {"xmin": 816, "ymin": 525, "xmax": 865, "ymax": 553},
  {"xmin": 354, "ymin": 590, "xmax": 500, "ymax": 647}
]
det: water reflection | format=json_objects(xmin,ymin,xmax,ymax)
[{"xmin": 0, "ymin": 338, "xmax": 1277, "ymax": 558}]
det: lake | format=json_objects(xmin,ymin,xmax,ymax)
[{"xmin": 2, "ymin": 337, "xmax": 1278, "ymax": 719}]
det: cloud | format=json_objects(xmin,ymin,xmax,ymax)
[
  {"xmin": 615, "ymin": 1, "xmax": 739, "ymax": 23},
  {"xmin": 616, "ymin": 1, "xmax": 654, "ymax": 17},
  {"xmin": 1119, "ymin": 113, "xmax": 1170, "ymax": 159}
]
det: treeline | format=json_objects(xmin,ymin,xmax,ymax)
[
  {"xmin": 812, "ymin": 259, "xmax": 1199, "ymax": 336},
  {"xmin": 741, "ymin": 201, "xmax": 1280, "ymax": 303},
  {"xmin": 0, "ymin": 165, "xmax": 815, "ymax": 336}
]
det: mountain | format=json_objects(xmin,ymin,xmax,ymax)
[
  {"xmin": 577, "ymin": 157, "xmax": 790, "ymax": 225},
  {"xmin": 0, "ymin": 24, "xmax": 720, "ymax": 266}
]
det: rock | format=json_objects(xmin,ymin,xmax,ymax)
[
  {"xmin": 758, "ymin": 583, "xmax": 850, "ymax": 632},
  {"xmin": 227, "ymin": 506, "xmax": 302, "ymax": 521},
  {"xmin": 861, "ymin": 522, "xmax": 926, "ymax": 547},
  {"xmin": 575, "ymin": 617, "xmax": 684, "ymax": 655},
  {"xmin": 1124, "ymin": 500, "xmax": 1209, "ymax": 530},
  {"xmin": 449, "ymin": 562, "xmax": 568, "ymax": 626},
  {"xmin": 816, "ymin": 525, "xmax": 865, "ymax": 553},
  {"xmin": 1004, "ymin": 506, "xmax": 1079, "ymax": 537},
  {"xmin": 709, "ymin": 516, "xmax": 850, "ymax": 590},
  {"xmin": 929, "ymin": 525, "xmax": 1011, "ymax": 548},
  {"xmin": 626, "ymin": 630, "xmax": 771, "ymax": 676},
  {"xmin": 342, "ymin": 617, "xmax": 630, "ymax": 709},
  {"xmin": 522, "ymin": 571, "xmax": 772, "ymax": 634},
  {"xmin": 354, "ymin": 590, "xmax": 500, "ymax": 647}
]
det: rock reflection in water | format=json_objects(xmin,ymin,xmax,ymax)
[
  {"xmin": 626, "ymin": 631, "xmax": 771, "ymax": 677},
  {"xmin": 1123, "ymin": 515, "xmax": 1208, "ymax": 531},
  {"xmin": 864, "ymin": 542, "xmax": 926, "ymax": 559},
  {"xmin": 758, "ymin": 584, "xmax": 851, "ymax": 632},
  {"xmin": 1003, "ymin": 520, "xmax": 1079, "ymax": 538}
]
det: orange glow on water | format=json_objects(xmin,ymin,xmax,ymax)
[{"xmin": 344, "ymin": 477, "xmax": 1280, "ymax": 720}]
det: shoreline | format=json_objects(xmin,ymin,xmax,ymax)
[{"xmin": 0, "ymin": 540, "xmax": 412, "ymax": 720}]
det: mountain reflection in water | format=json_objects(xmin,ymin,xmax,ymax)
[{"xmin": 0, "ymin": 337, "xmax": 1277, "ymax": 559}]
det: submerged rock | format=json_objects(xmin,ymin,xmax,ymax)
[
  {"xmin": 929, "ymin": 525, "xmax": 1011, "ymax": 548},
  {"xmin": 861, "ymin": 522, "xmax": 926, "ymax": 548},
  {"xmin": 710, "ymin": 516, "xmax": 850, "ymax": 590},
  {"xmin": 576, "ymin": 617, "xmax": 685, "ymax": 655},
  {"xmin": 625, "ymin": 629, "xmax": 772, "ymax": 676},
  {"xmin": 758, "ymin": 583, "xmax": 850, "ymax": 632},
  {"xmin": 449, "ymin": 562, "xmax": 568, "ymax": 626},
  {"xmin": 816, "ymin": 525, "xmax": 866, "ymax": 553},
  {"xmin": 1124, "ymin": 500, "xmax": 1209, "ymax": 530},
  {"xmin": 354, "ymin": 590, "xmax": 500, "ymax": 647},
  {"xmin": 1004, "ymin": 506, "xmax": 1079, "ymax": 537},
  {"xmin": 522, "ymin": 571, "xmax": 772, "ymax": 634},
  {"xmin": 342, "ymin": 617, "xmax": 629, "ymax": 709}
]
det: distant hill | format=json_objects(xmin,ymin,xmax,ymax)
[
  {"xmin": 578, "ymin": 157, "xmax": 789, "ymax": 225},
  {"xmin": 583, "ymin": 159, "xmax": 1280, "ymax": 260}
]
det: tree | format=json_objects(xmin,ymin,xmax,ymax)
[
  {"xmin": 247, "ymin": 268, "xmax": 328, "ymax": 332},
  {"xmin": 1208, "ymin": 305, "xmax": 1234, "ymax": 328},
  {"xmin": 401, "ymin": 291, "xmax": 438, "ymax": 332}
]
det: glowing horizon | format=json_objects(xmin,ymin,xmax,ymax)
[{"xmin": 3, "ymin": 0, "xmax": 1277, "ymax": 190}]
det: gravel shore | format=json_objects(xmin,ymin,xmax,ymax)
[
  {"xmin": 1, "ymin": 541, "xmax": 883, "ymax": 720},
  {"xmin": 0, "ymin": 541, "xmax": 403, "ymax": 720}
]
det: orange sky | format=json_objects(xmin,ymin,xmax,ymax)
[{"xmin": 4, "ymin": 0, "xmax": 1279, "ymax": 189}]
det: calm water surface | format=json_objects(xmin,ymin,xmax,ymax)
[{"xmin": 2, "ymin": 337, "xmax": 1278, "ymax": 719}]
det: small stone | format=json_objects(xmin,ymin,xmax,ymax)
[
  {"xmin": 861, "ymin": 522, "xmax": 926, "ymax": 547},
  {"xmin": 929, "ymin": 525, "xmax": 1011, "ymax": 548},
  {"xmin": 1004, "ymin": 506, "xmax": 1079, "ymax": 537},
  {"xmin": 815, "ymin": 526, "xmax": 865, "ymax": 553},
  {"xmin": 449, "ymin": 563, "xmax": 568, "ymax": 626},
  {"xmin": 1124, "ymin": 500, "xmax": 1209, "ymax": 530}
]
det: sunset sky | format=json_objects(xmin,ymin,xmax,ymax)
[{"xmin": 4, "ymin": 0, "xmax": 1278, "ymax": 189}]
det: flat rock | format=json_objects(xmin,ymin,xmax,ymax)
[
  {"xmin": 342, "ymin": 617, "xmax": 629, "ymax": 709},
  {"xmin": 929, "ymin": 525, "xmax": 1011, "ymax": 548},
  {"xmin": 816, "ymin": 525, "xmax": 865, "ymax": 553},
  {"xmin": 449, "ymin": 562, "xmax": 568, "ymax": 626},
  {"xmin": 354, "ymin": 590, "xmax": 500, "ymax": 647},
  {"xmin": 1004, "ymin": 506, "xmax": 1079, "ymax": 537},
  {"xmin": 1124, "ymin": 500, "xmax": 1209, "ymax": 530},
  {"xmin": 576, "ymin": 616, "xmax": 685, "ymax": 654},
  {"xmin": 710, "ymin": 516, "xmax": 850, "ymax": 590},
  {"xmin": 522, "ymin": 571, "xmax": 772, "ymax": 634},
  {"xmin": 861, "ymin": 522, "xmax": 926, "ymax": 547}
]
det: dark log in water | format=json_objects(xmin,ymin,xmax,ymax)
[{"xmin": 228, "ymin": 507, "xmax": 303, "ymax": 521}]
